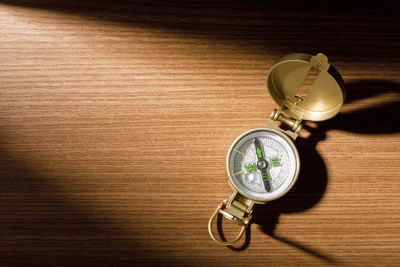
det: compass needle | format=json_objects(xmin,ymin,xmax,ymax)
[{"xmin": 254, "ymin": 138, "xmax": 272, "ymax": 192}]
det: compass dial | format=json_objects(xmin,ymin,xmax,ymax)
[{"xmin": 227, "ymin": 128, "xmax": 300, "ymax": 201}]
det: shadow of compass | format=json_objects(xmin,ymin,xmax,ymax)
[{"xmin": 227, "ymin": 80, "xmax": 400, "ymax": 261}]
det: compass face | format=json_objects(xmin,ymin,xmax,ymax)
[{"xmin": 227, "ymin": 128, "xmax": 300, "ymax": 201}]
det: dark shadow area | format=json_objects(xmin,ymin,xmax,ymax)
[
  {"xmin": 252, "ymin": 80, "xmax": 400, "ymax": 262},
  {"xmin": 320, "ymin": 80, "xmax": 400, "ymax": 134},
  {"xmin": 1, "ymin": 0, "xmax": 399, "ymax": 65},
  {"xmin": 0, "ymin": 149, "xmax": 155, "ymax": 265}
]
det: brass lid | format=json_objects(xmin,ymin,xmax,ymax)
[{"xmin": 266, "ymin": 53, "xmax": 346, "ymax": 121}]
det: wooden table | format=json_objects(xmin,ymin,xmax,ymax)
[{"xmin": 0, "ymin": 1, "xmax": 399, "ymax": 266}]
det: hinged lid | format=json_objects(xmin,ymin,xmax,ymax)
[{"xmin": 266, "ymin": 53, "xmax": 346, "ymax": 121}]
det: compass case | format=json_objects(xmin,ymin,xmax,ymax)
[{"xmin": 266, "ymin": 53, "xmax": 346, "ymax": 122}]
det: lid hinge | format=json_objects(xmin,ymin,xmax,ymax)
[{"xmin": 266, "ymin": 108, "xmax": 302, "ymax": 140}]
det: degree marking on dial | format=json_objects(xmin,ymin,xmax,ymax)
[
  {"xmin": 233, "ymin": 149, "xmax": 245, "ymax": 155},
  {"xmin": 232, "ymin": 169, "xmax": 245, "ymax": 176}
]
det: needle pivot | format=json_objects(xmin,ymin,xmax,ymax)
[{"xmin": 257, "ymin": 160, "xmax": 268, "ymax": 169}]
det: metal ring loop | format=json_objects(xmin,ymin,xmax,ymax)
[{"xmin": 208, "ymin": 200, "xmax": 247, "ymax": 246}]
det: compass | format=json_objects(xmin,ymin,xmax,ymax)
[
  {"xmin": 208, "ymin": 53, "xmax": 345, "ymax": 245},
  {"xmin": 227, "ymin": 128, "xmax": 299, "ymax": 202}
]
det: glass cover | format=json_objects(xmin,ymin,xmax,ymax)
[{"xmin": 227, "ymin": 128, "xmax": 299, "ymax": 201}]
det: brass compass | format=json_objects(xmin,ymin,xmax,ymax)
[{"xmin": 208, "ymin": 53, "xmax": 345, "ymax": 245}]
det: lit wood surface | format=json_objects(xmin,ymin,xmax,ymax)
[{"xmin": 0, "ymin": 1, "xmax": 399, "ymax": 266}]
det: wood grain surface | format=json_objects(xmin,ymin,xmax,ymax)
[{"xmin": 0, "ymin": 1, "xmax": 399, "ymax": 266}]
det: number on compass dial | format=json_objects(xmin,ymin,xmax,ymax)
[{"xmin": 227, "ymin": 129, "xmax": 299, "ymax": 201}]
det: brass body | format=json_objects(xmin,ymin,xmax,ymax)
[{"xmin": 208, "ymin": 53, "xmax": 346, "ymax": 246}]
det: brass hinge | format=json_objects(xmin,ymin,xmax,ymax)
[{"xmin": 266, "ymin": 108, "xmax": 303, "ymax": 140}]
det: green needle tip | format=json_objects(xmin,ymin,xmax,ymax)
[{"xmin": 256, "ymin": 147, "xmax": 262, "ymax": 158}]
